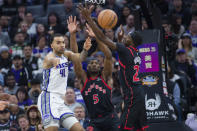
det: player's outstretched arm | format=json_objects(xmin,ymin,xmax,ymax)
[
  {"xmin": 67, "ymin": 15, "xmax": 78, "ymax": 53},
  {"xmin": 43, "ymin": 54, "xmax": 60, "ymax": 69},
  {"xmin": 64, "ymin": 38, "xmax": 92, "ymax": 84},
  {"xmin": 86, "ymin": 24, "xmax": 112, "ymax": 79},
  {"xmin": 78, "ymin": 4, "xmax": 117, "ymax": 50}
]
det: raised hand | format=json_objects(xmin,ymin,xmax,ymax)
[
  {"xmin": 118, "ymin": 25, "xmax": 124, "ymax": 42},
  {"xmin": 67, "ymin": 16, "xmax": 78, "ymax": 34},
  {"xmin": 83, "ymin": 37, "xmax": 92, "ymax": 51},
  {"xmin": 86, "ymin": 23, "xmax": 95, "ymax": 38},
  {"xmin": 0, "ymin": 93, "xmax": 11, "ymax": 101},
  {"xmin": 78, "ymin": 4, "xmax": 94, "ymax": 21},
  {"xmin": 0, "ymin": 101, "xmax": 9, "ymax": 111}
]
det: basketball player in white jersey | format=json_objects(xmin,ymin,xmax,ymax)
[{"xmin": 37, "ymin": 33, "xmax": 91, "ymax": 131}]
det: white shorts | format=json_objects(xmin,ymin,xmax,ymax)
[{"xmin": 37, "ymin": 91, "xmax": 78, "ymax": 129}]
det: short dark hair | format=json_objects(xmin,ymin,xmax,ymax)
[
  {"xmin": 23, "ymin": 44, "xmax": 32, "ymax": 49},
  {"xmin": 13, "ymin": 55, "xmax": 22, "ymax": 60},
  {"xmin": 129, "ymin": 31, "xmax": 143, "ymax": 47},
  {"xmin": 50, "ymin": 33, "xmax": 63, "ymax": 44}
]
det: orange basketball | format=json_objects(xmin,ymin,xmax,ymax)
[{"xmin": 98, "ymin": 9, "xmax": 118, "ymax": 29}]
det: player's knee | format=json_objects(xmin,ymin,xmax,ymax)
[
  {"xmin": 78, "ymin": 126, "xmax": 85, "ymax": 131},
  {"xmin": 70, "ymin": 123, "xmax": 84, "ymax": 131}
]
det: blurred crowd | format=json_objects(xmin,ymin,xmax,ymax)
[{"xmin": 0, "ymin": 0, "xmax": 197, "ymax": 131}]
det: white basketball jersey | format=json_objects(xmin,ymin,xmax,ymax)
[{"xmin": 42, "ymin": 55, "xmax": 69, "ymax": 95}]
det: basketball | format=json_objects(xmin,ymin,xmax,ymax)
[{"xmin": 98, "ymin": 9, "xmax": 118, "ymax": 29}]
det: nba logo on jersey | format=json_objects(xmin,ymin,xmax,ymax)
[{"xmin": 134, "ymin": 56, "xmax": 141, "ymax": 64}]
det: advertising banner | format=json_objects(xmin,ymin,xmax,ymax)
[{"xmin": 138, "ymin": 30, "xmax": 177, "ymax": 123}]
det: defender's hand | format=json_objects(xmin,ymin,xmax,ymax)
[
  {"xmin": 86, "ymin": 23, "xmax": 95, "ymax": 38},
  {"xmin": 67, "ymin": 15, "xmax": 78, "ymax": 34},
  {"xmin": 78, "ymin": 4, "xmax": 94, "ymax": 21},
  {"xmin": 118, "ymin": 25, "xmax": 124, "ymax": 42},
  {"xmin": 83, "ymin": 37, "xmax": 92, "ymax": 51}
]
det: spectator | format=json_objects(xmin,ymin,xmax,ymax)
[
  {"xmin": 115, "ymin": 14, "xmax": 135, "ymax": 39},
  {"xmin": 10, "ymin": 32, "xmax": 26, "ymax": 57},
  {"xmin": 23, "ymin": 45, "xmax": 42, "ymax": 78},
  {"xmin": 178, "ymin": 33, "xmax": 197, "ymax": 65},
  {"xmin": 0, "ymin": 15, "xmax": 9, "ymax": 33},
  {"xmin": 119, "ymin": 5, "xmax": 131, "ymax": 26},
  {"xmin": 186, "ymin": 19, "xmax": 197, "ymax": 48},
  {"xmin": 25, "ymin": 12, "xmax": 37, "ymax": 36},
  {"xmin": 32, "ymin": 24, "xmax": 48, "ymax": 47},
  {"xmin": 0, "ymin": 108, "xmax": 12, "ymax": 130},
  {"xmin": 16, "ymin": 87, "xmax": 33, "ymax": 109},
  {"xmin": 185, "ymin": 101, "xmax": 197, "ymax": 131},
  {"xmin": 104, "ymin": 29, "xmax": 116, "ymax": 42},
  {"xmin": 171, "ymin": 49, "xmax": 197, "ymax": 86},
  {"xmin": 18, "ymin": 21, "xmax": 33, "ymax": 45},
  {"xmin": 9, "ymin": 4, "xmax": 26, "ymax": 39},
  {"xmin": 63, "ymin": 0, "xmax": 79, "ymax": 22},
  {"xmin": 167, "ymin": 65, "xmax": 182, "ymax": 121},
  {"xmin": 73, "ymin": 77, "xmax": 85, "ymax": 105},
  {"xmin": 154, "ymin": 0, "xmax": 169, "ymax": 15},
  {"xmin": 104, "ymin": 0, "xmax": 121, "ymax": 17},
  {"xmin": 170, "ymin": 14, "xmax": 185, "ymax": 38},
  {"xmin": 0, "ymin": 45, "xmax": 12, "ymax": 74},
  {"xmin": 74, "ymin": 106, "xmax": 90, "ymax": 129},
  {"xmin": 191, "ymin": 0, "xmax": 197, "ymax": 14},
  {"xmin": 168, "ymin": 0, "xmax": 191, "ymax": 26},
  {"xmin": 142, "ymin": 18, "xmax": 149, "ymax": 30},
  {"xmin": 0, "ymin": 25, "xmax": 11, "ymax": 46},
  {"xmin": 94, "ymin": 5, "xmax": 103, "ymax": 18},
  {"xmin": 26, "ymin": 105, "xmax": 41, "ymax": 129},
  {"xmin": 64, "ymin": 87, "xmax": 83, "ymax": 112},
  {"xmin": 112, "ymin": 69, "xmax": 122, "ymax": 118},
  {"xmin": 0, "ymin": 93, "xmax": 22, "ymax": 130},
  {"xmin": 10, "ymin": 55, "xmax": 30, "ymax": 86},
  {"xmin": 4, "ymin": 72, "xmax": 19, "ymax": 95},
  {"xmin": 17, "ymin": 114, "xmax": 35, "ymax": 131},
  {"xmin": 33, "ymin": 36, "xmax": 51, "ymax": 60},
  {"xmin": 9, "ymin": 95, "xmax": 25, "ymax": 129},
  {"xmin": 28, "ymin": 79, "xmax": 41, "ymax": 104},
  {"xmin": 47, "ymin": 12, "xmax": 65, "ymax": 36}
]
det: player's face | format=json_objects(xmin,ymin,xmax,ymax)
[
  {"xmin": 122, "ymin": 35, "xmax": 132, "ymax": 47},
  {"xmin": 51, "ymin": 36, "xmax": 65, "ymax": 54},
  {"xmin": 87, "ymin": 59, "xmax": 100, "ymax": 73}
]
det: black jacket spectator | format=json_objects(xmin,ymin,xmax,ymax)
[
  {"xmin": 9, "ymin": 55, "xmax": 31, "ymax": 86},
  {"xmin": 47, "ymin": 12, "xmax": 65, "ymax": 36},
  {"xmin": 0, "ymin": 45, "xmax": 12, "ymax": 73}
]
